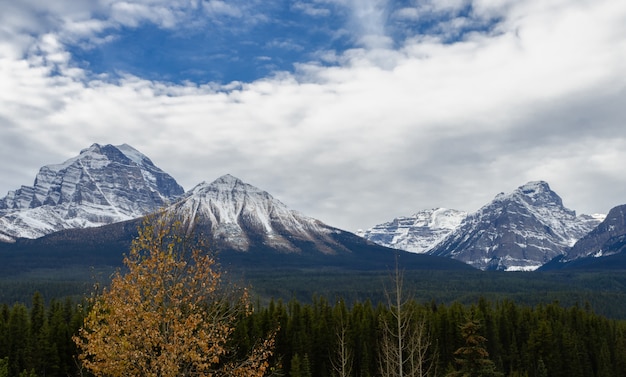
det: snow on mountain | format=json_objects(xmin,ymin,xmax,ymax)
[
  {"xmin": 166, "ymin": 174, "xmax": 345, "ymax": 253},
  {"xmin": 563, "ymin": 204, "xmax": 626, "ymax": 261},
  {"xmin": 356, "ymin": 208, "xmax": 467, "ymax": 253},
  {"xmin": 428, "ymin": 181, "xmax": 602, "ymax": 271},
  {"xmin": 0, "ymin": 143, "xmax": 184, "ymax": 241}
]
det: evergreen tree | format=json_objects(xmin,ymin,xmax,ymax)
[
  {"xmin": 0, "ymin": 357, "xmax": 8, "ymax": 377},
  {"xmin": 7, "ymin": 304, "xmax": 29, "ymax": 377},
  {"xmin": 447, "ymin": 316, "xmax": 502, "ymax": 377},
  {"xmin": 29, "ymin": 292, "xmax": 49, "ymax": 376},
  {"xmin": 290, "ymin": 353, "xmax": 312, "ymax": 377},
  {"xmin": 0, "ymin": 305, "xmax": 8, "ymax": 359}
]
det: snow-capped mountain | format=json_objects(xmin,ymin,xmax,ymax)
[
  {"xmin": 166, "ymin": 174, "xmax": 347, "ymax": 253},
  {"xmin": 0, "ymin": 143, "xmax": 184, "ymax": 242},
  {"xmin": 356, "ymin": 208, "xmax": 467, "ymax": 253},
  {"xmin": 428, "ymin": 181, "xmax": 602, "ymax": 271},
  {"xmin": 563, "ymin": 204, "xmax": 626, "ymax": 262},
  {"xmin": 0, "ymin": 172, "xmax": 473, "ymax": 274}
]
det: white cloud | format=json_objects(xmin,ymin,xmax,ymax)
[
  {"xmin": 202, "ymin": 0, "xmax": 243, "ymax": 18},
  {"xmin": 291, "ymin": 1, "xmax": 332, "ymax": 17},
  {"xmin": 347, "ymin": 0, "xmax": 391, "ymax": 48},
  {"xmin": 0, "ymin": 0, "xmax": 625, "ymax": 231}
]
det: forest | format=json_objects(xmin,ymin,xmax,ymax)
[
  {"xmin": 3, "ymin": 216, "xmax": 626, "ymax": 377},
  {"xmin": 1, "ymin": 291, "xmax": 626, "ymax": 377}
]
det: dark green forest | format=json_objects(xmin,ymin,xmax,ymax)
[
  {"xmin": 4, "ymin": 268, "xmax": 626, "ymax": 319},
  {"xmin": 2, "ymin": 291, "xmax": 626, "ymax": 377}
]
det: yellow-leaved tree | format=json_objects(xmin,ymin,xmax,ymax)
[{"xmin": 74, "ymin": 214, "xmax": 276, "ymax": 377}]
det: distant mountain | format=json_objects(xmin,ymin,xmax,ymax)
[
  {"xmin": 540, "ymin": 204, "xmax": 626, "ymax": 271},
  {"xmin": 169, "ymin": 174, "xmax": 349, "ymax": 254},
  {"xmin": 0, "ymin": 175, "xmax": 474, "ymax": 275},
  {"xmin": 0, "ymin": 144, "xmax": 184, "ymax": 242},
  {"xmin": 564, "ymin": 204, "xmax": 626, "ymax": 261},
  {"xmin": 428, "ymin": 181, "xmax": 602, "ymax": 271},
  {"xmin": 356, "ymin": 208, "xmax": 467, "ymax": 253},
  {"xmin": 156, "ymin": 175, "xmax": 473, "ymax": 271}
]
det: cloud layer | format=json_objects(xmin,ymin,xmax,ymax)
[{"xmin": 1, "ymin": 0, "xmax": 625, "ymax": 231}]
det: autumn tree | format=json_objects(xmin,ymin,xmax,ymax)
[{"xmin": 74, "ymin": 214, "xmax": 275, "ymax": 377}]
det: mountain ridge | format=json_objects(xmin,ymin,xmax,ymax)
[
  {"xmin": 428, "ymin": 181, "xmax": 602, "ymax": 271},
  {"xmin": 0, "ymin": 174, "xmax": 474, "ymax": 275},
  {"xmin": 2, "ymin": 144, "xmax": 624, "ymax": 272},
  {"xmin": 0, "ymin": 143, "xmax": 184, "ymax": 242},
  {"xmin": 356, "ymin": 208, "xmax": 467, "ymax": 253},
  {"xmin": 169, "ymin": 174, "xmax": 347, "ymax": 254}
]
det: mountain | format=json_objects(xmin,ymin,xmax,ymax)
[
  {"xmin": 169, "ymin": 174, "xmax": 349, "ymax": 253},
  {"xmin": 564, "ymin": 204, "xmax": 626, "ymax": 261},
  {"xmin": 0, "ymin": 143, "xmax": 184, "ymax": 242},
  {"xmin": 540, "ymin": 204, "xmax": 626, "ymax": 271},
  {"xmin": 356, "ymin": 208, "xmax": 467, "ymax": 253},
  {"xmin": 0, "ymin": 174, "xmax": 474, "ymax": 276},
  {"xmin": 428, "ymin": 181, "xmax": 602, "ymax": 271},
  {"xmin": 156, "ymin": 175, "xmax": 474, "ymax": 271}
]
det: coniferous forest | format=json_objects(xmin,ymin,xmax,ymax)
[
  {"xmin": 1, "ymin": 292, "xmax": 626, "ymax": 377},
  {"xmin": 2, "ymin": 217, "xmax": 626, "ymax": 377}
]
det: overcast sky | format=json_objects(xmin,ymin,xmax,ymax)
[{"xmin": 1, "ymin": 0, "xmax": 625, "ymax": 232}]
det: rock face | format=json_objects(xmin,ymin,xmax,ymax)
[
  {"xmin": 356, "ymin": 208, "xmax": 467, "ymax": 253},
  {"xmin": 167, "ymin": 174, "xmax": 346, "ymax": 253},
  {"xmin": 0, "ymin": 144, "xmax": 184, "ymax": 242},
  {"xmin": 428, "ymin": 181, "xmax": 602, "ymax": 271},
  {"xmin": 564, "ymin": 204, "xmax": 626, "ymax": 261}
]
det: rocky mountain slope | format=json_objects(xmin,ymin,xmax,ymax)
[
  {"xmin": 559, "ymin": 204, "xmax": 626, "ymax": 263},
  {"xmin": 356, "ymin": 208, "xmax": 467, "ymax": 253},
  {"xmin": 0, "ymin": 174, "xmax": 474, "ymax": 275},
  {"xmin": 168, "ymin": 174, "xmax": 348, "ymax": 254},
  {"xmin": 428, "ymin": 181, "xmax": 602, "ymax": 271},
  {"xmin": 0, "ymin": 144, "xmax": 184, "ymax": 242},
  {"xmin": 2, "ymin": 144, "xmax": 619, "ymax": 272}
]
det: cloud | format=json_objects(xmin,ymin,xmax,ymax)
[
  {"xmin": 291, "ymin": 1, "xmax": 332, "ymax": 17},
  {"xmin": 0, "ymin": 0, "xmax": 625, "ymax": 231}
]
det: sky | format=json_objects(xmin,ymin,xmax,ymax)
[{"xmin": 1, "ymin": 0, "xmax": 625, "ymax": 232}]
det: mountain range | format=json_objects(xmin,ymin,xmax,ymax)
[
  {"xmin": 0, "ymin": 144, "xmax": 471, "ymax": 274},
  {"xmin": 1, "ymin": 144, "xmax": 625, "ymax": 272},
  {"xmin": 358, "ymin": 182, "xmax": 618, "ymax": 271}
]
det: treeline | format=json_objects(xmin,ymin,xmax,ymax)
[
  {"xmin": 0, "ymin": 293, "xmax": 84, "ymax": 377},
  {"xmin": 233, "ymin": 296, "xmax": 626, "ymax": 377},
  {"xmin": 2, "ymin": 293, "xmax": 626, "ymax": 377}
]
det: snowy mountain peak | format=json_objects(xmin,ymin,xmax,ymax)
[
  {"xmin": 429, "ymin": 181, "xmax": 602, "ymax": 271},
  {"xmin": 357, "ymin": 208, "xmax": 467, "ymax": 254},
  {"xmin": 496, "ymin": 181, "xmax": 564, "ymax": 208},
  {"xmin": 0, "ymin": 144, "xmax": 184, "ymax": 242},
  {"xmin": 188, "ymin": 175, "xmax": 275, "ymax": 208},
  {"xmin": 171, "ymin": 175, "xmax": 341, "ymax": 253},
  {"xmin": 214, "ymin": 173, "xmax": 242, "ymax": 185}
]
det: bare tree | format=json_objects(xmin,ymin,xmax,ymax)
[
  {"xmin": 331, "ymin": 315, "xmax": 353, "ymax": 377},
  {"xmin": 379, "ymin": 256, "xmax": 437, "ymax": 377}
]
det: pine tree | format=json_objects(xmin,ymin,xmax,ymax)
[
  {"xmin": 0, "ymin": 357, "xmax": 8, "ymax": 377},
  {"xmin": 29, "ymin": 292, "xmax": 50, "ymax": 376},
  {"xmin": 447, "ymin": 316, "xmax": 502, "ymax": 377},
  {"xmin": 7, "ymin": 304, "xmax": 29, "ymax": 377}
]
